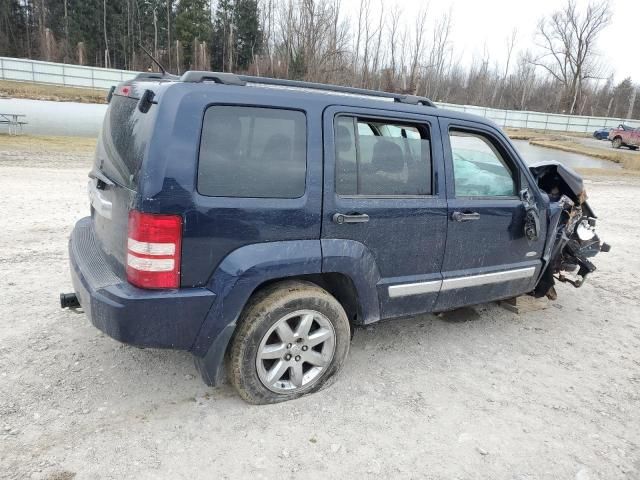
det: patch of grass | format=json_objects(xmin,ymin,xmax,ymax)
[
  {"xmin": 0, "ymin": 79, "xmax": 107, "ymax": 104},
  {"xmin": 504, "ymin": 128, "xmax": 592, "ymax": 141},
  {"xmin": 0, "ymin": 133, "xmax": 96, "ymax": 152},
  {"xmin": 622, "ymin": 156, "xmax": 640, "ymax": 170}
]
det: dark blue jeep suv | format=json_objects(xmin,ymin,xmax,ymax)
[{"xmin": 62, "ymin": 71, "xmax": 608, "ymax": 403}]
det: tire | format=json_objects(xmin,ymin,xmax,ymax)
[
  {"xmin": 227, "ymin": 280, "xmax": 351, "ymax": 404},
  {"xmin": 612, "ymin": 137, "xmax": 623, "ymax": 149},
  {"xmin": 629, "ymin": 145, "xmax": 638, "ymax": 151}
]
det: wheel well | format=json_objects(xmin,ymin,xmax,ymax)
[{"xmin": 251, "ymin": 273, "xmax": 362, "ymax": 325}]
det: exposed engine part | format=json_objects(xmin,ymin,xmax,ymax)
[
  {"xmin": 529, "ymin": 162, "xmax": 609, "ymax": 299},
  {"xmin": 576, "ymin": 219, "xmax": 596, "ymax": 241}
]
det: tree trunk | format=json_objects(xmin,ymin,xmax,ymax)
[
  {"xmin": 167, "ymin": 0, "xmax": 172, "ymax": 71},
  {"xmin": 627, "ymin": 87, "xmax": 637, "ymax": 120},
  {"xmin": 103, "ymin": 0, "xmax": 110, "ymax": 68}
]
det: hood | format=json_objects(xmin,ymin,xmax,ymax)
[{"xmin": 529, "ymin": 161, "xmax": 594, "ymax": 218}]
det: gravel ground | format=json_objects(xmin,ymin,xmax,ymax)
[{"xmin": 1, "ymin": 140, "xmax": 639, "ymax": 480}]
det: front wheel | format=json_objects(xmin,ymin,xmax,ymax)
[
  {"xmin": 227, "ymin": 280, "xmax": 350, "ymax": 404},
  {"xmin": 612, "ymin": 137, "xmax": 623, "ymax": 149}
]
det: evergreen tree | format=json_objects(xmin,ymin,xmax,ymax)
[
  {"xmin": 211, "ymin": 0, "xmax": 233, "ymax": 71},
  {"xmin": 0, "ymin": 0, "xmax": 29, "ymax": 57},
  {"xmin": 175, "ymin": 0, "xmax": 211, "ymax": 69},
  {"xmin": 233, "ymin": 0, "xmax": 261, "ymax": 70},
  {"xmin": 211, "ymin": 0, "xmax": 261, "ymax": 72}
]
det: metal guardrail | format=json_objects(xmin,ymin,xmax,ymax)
[
  {"xmin": 1, "ymin": 56, "xmax": 639, "ymax": 133},
  {"xmin": 0, "ymin": 56, "xmax": 138, "ymax": 90},
  {"xmin": 436, "ymin": 102, "xmax": 640, "ymax": 134}
]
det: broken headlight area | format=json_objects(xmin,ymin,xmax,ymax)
[{"xmin": 530, "ymin": 162, "xmax": 611, "ymax": 299}]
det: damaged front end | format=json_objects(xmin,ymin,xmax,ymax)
[{"xmin": 530, "ymin": 162, "xmax": 611, "ymax": 299}]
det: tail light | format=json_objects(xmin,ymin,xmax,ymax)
[
  {"xmin": 126, "ymin": 210, "xmax": 182, "ymax": 289},
  {"xmin": 115, "ymin": 85, "xmax": 132, "ymax": 97}
]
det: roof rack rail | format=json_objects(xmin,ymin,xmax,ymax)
[
  {"xmin": 396, "ymin": 95, "xmax": 436, "ymax": 106},
  {"xmin": 180, "ymin": 71, "xmax": 246, "ymax": 86},
  {"xmin": 238, "ymin": 75, "xmax": 436, "ymax": 107},
  {"xmin": 133, "ymin": 72, "xmax": 179, "ymax": 81},
  {"xmin": 178, "ymin": 70, "xmax": 436, "ymax": 107}
]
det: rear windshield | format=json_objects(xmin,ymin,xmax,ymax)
[
  {"xmin": 197, "ymin": 106, "xmax": 307, "ymax": 198},
  {"xmin": 97, "ymin": 94, "xmax": 153, "ymax": 189}
]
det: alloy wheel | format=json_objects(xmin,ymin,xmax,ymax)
[{"xmin": 256, "ymin": 309, "xmax": 336, "ymax": 393}]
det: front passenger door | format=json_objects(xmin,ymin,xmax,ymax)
[{"xmin": 435, "ymin": 119, "xmax": 545, "ymax": 311}]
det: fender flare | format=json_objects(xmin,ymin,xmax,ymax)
[
  {"xmin": 321, "ymin": 238, "xmax": 381, "ymax": 324},
  {"xmin": 192, "ymin": 239, "xmax": 382, "ymax": 386}
]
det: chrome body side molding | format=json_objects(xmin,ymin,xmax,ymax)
[
  {"xmin": 440, "ymin": 266, "xmax": 536, "ymax": 291},
  {"xmin": 388, "ymin": 266, "xmax": 536, "ymax": 298},
  {"xmin": 388, "ymin": 280, "xmax": 442, "ymax": 298}
]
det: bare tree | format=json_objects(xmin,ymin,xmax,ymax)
[
  {"xmin": 628, "ymin": 86, "xmax": 638, "ymax": 120},
  {"xmin": 407, "ymin": 6, "xmax": 428, "ymax": 93},
  {"xmin": 532, "ymin": 0, "xmax": 611, "ymax": 114},
  {"xmin": 494, "ymin": 29, "xmax": 517, "ymax": 107},
  {"xmin": 386, "ymin": 5, "xmax": 401, "ymax": 86},
  {"xmin": 425, "ymin": 7, "xmax": 452, "ymax": 100},
  {"xmin": 369, "ymin": 0, "xmax": 384, "ymax": 89}
]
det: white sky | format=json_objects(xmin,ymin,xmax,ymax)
[{"xmin": 341, "ymin": 0, "xmax": 638, "ymax": 84}]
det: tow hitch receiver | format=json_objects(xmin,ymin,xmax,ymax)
[{"xmin": 60, "ymin": 293, "xmax": 80, "ymax": 309}]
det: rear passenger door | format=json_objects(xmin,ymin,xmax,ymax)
[
  {"xmin": 435, "ymin": 118, "xmax": 545, "ymax": 311},
  {"xmin": 321, "ymin": 106, "xmax": 447, "ymax": 319}
]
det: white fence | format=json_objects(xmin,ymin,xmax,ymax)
[
  {"xmin": 1, "ymin": 56, "xmax": 639, "ymax": 134},
  {"xmin": 437, "ymin": 102, "xmax": 640, "ymax": 134},
  {"xmin": 0, "ymin": 56, "xmax": 138, "ymax": 90}
]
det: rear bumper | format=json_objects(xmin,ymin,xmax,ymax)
[{"xmin": 68, "ymin": 217, "xmax": 216, "ymax": 350}]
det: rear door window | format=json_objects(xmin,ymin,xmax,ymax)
[
  {"xmin": 335, "ymin": 116, "xmax": 432, "ymax": 196},
  {"xmin": 198, "ymin": 106, "xmax": 307, "ymax": 198}
]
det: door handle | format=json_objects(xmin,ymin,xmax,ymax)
[
  {"xmin": 451, "ymin": 211, "xmax": 480, "ymax": 222},
  {"xmin": 333, "ymin": 213, "xmax": 370, "ymax": 224}
]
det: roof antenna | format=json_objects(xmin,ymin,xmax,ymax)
[{"xmin": 139, "ymin": 44, "xmax": 167, "ymax": 76}]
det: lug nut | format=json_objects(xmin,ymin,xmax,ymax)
[
  {"xmin": 287, "ymin": 343, "xmax": 292, "ymax": 349},
  {"xmin": 295, "ymin": 355, "xmax": 301, "ymax": 362},
  {"xmin": 284, "ymin": 354, "xmax": 292, "ymax": 361},
  {"xmin": 302, "ymin": 345, "xmax": 308, "ymax": 351}
]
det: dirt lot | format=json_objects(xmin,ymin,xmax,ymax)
[{"xmin": 1, "ymin": 137, "xmax": 639, "ymax": 480}]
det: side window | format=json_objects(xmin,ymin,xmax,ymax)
[
  {"xmin": 198, "ymin": 106, "xmax": 306, "ymax": 198},
  {"xmin": 449, "ymin": 129, "xmax": 516, "ymax": 197},
  {"xmin": 335, "ymin": 116, "xmax": 432, "ymax": 196}
]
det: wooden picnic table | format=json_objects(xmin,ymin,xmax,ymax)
[{"xmin": 0, "ymin": 113, "xmax": 27, "ymax": 135}]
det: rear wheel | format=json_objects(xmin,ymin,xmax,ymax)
[
  {"xmin": 612, "ymin": 137, "xmax": 623, "ymax": 149},
  {"xmin": 227, "ymin": 280, "xmax": 350, "ymax": 404},
  {"xmin": 629, "ymin": 145, "xmax": 638, "ymax": 151}
]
